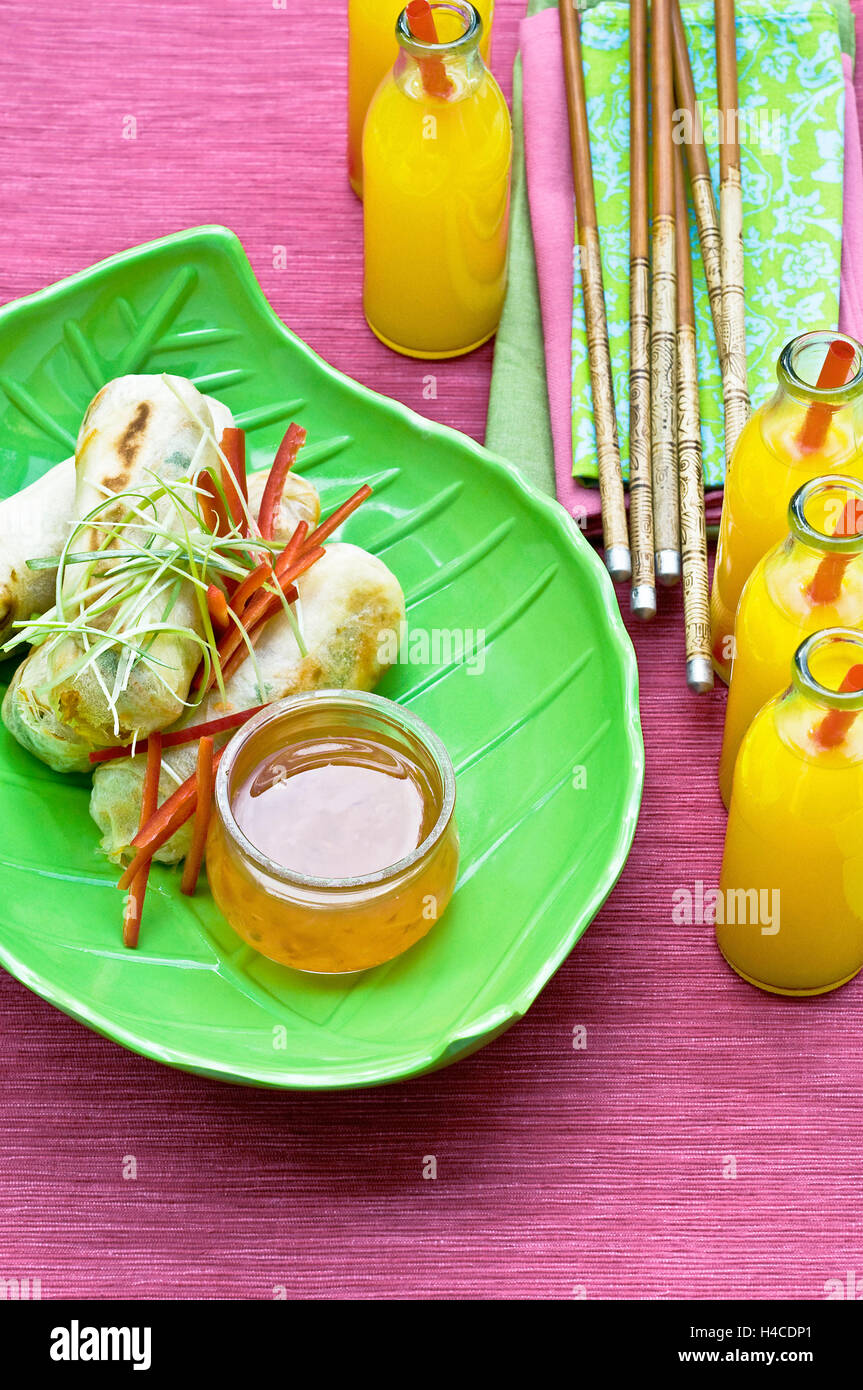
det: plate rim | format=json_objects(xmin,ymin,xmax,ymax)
[{"xmin": 0, "ymin": 224, "xmax": 644, "ymax": 1089}]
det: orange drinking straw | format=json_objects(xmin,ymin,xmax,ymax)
[
  {"xmin": 406, "ymin": 0, "xmax": 454, "ymax": 99},
  {"xmin": 813, "ymin": 663, "xmax": 863, "ymax": 749},
  {"xmin": 807, "ymin": 498, "xmax": 863, "ymax": 605},
  {"xmin": 797, "ymin": 339, "xmax": 856, "ymax": 452}
]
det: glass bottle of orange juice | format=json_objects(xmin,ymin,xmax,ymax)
[
  {"xmin": 718, "ymin": 475, "xmax": 863, "ymax": 807},
  {"xmin": 711, "ymin": 331, "xmax": 863, "ymax": 683},
  {"xmin": 718, "ymin": 628, "xmax": 863, "ymax": 995},
  {"xmin": 362, "ymin": 2, "xmax": 512, "ymax": 358},
  {"xmin": 348, "ymin": 0, "xmax": 494, "ymax": 197}
]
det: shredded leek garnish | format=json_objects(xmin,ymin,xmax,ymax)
[{"xmin": 2, "ymin": 406, "xmax": 307, "ymax": 738}]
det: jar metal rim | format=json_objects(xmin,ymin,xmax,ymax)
[{"xmin": 214, "ymin": 689, "xmax": 457, "ymax": 891}]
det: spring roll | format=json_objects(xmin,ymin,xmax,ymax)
[
  {"xmin": 0, "ymin": 394, "xmax": 234, "ymax": 649},
  {"xmin": 90, "ymin": 542, "xmax": 405, "ymax": 864},
  {"xmin": 2, "ymin": 375, "xmax": 320, "ymax": 769},
  {"xmin": 3, "ymin": 476, "xmax": 321, "ymax": 781},
  {"xmin": 0, "ymin": 397, "xmax": 318, "ymax": 652},
  {"xmin": 2, "ymin": 375, "xmax": 227, "ymax": 770},
  {"xmin": 246, "ymin": 466, "xmax": 319, "ymax": 536},
  {"xmin": 0, "ymin": 457, "xmax": 77, "ymax": 647}
]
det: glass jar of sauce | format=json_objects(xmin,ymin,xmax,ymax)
[{"xmin": 206, "ymin": 690, "xmax": 459, "ymax": 973}]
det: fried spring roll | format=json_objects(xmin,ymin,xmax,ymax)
[
  {"xmin": 2, "ymin": 376, "xmax": 320, "ymax": 772},
  {"xmin": 0, "ymin": 457, "xmax": 77, "ymax": 647}
]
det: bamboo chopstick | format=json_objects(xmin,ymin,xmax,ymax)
[
  {"xmin": 628, "ymin": 0, "xmax": 655, "ymax": 619},
  {"xmin": 674, "ymin": 143, "xmax": 713, "ymax": 693},
  {"xmin": 559, "ymin": 0, "xmax": 631, "ymax": 583},
  {"xmin": 715, "ymin": 0, "xmax": 750, "ymax": 459},
  {"xmin": 650, "ymin": 0, "xmax": 680, "ymax": 585},
  {"xmin": 670, "ymin": 0, "xmax": 736, "ymax": 467}
]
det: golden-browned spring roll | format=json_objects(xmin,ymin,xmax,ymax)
[
  {"xmin": 2, "ymin": 375, "xmax": 227, "ymax": 770},
  {"xmin": 0, "ymin": 457, "xmax": 77, "ymax": 647},
  {"xmin": 0, "ymin": 395, "xmax": 317, "ymax": 649}
]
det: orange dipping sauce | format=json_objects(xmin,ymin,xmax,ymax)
[
  {"xmin": 206, "ymin": 692, "xmax": 459, "ymax": 974},
  {"xmin": 232, "ymin": 734, "xmax": 436, "ymax": 880}
]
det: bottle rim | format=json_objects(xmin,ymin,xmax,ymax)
[
  {"xmin": 792, "ymin": 628, "xmax": 863, "ymax": 711},
  {"xmin": 396, "ymin": 2, "xmax": 482, "ymax": 58},
  {"xmin": 777, "ymin": 330, "xmax": 863, "ymax": 407},
  {"xmin": 787, "ymin": 474, "xmax": 863, "ymax": 555}
]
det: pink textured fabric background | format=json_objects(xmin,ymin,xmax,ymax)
[{"xmin": 0, "ymin": 0, "xmax": 861, "ymax": 1301}]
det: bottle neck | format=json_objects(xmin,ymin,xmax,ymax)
[
  {"xmin": 774, "ymin": 629, "xmax": 863, "ymax": 763},
  {"xmin": 395, "ymin": 3, "xmax": 485, "ymax": 101},
  {"xmin": 764, "ymin": 476, "xmax": 863, "ymax": 617},
  {"xmin": 763, "ymin": 331, "xmax": 863, "ymax": 464}
]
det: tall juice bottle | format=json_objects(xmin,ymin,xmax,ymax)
[
  {"xmin": 348, "ymin": 0, "xmax": 494, "ymax": 196},
  {"xmin": 718, "ymin": 628, "xmax": 863, "ymax": 995},
  {"xmin": 718, "ymin": 475, "xmax": 863, "ymax": 807},
  {"xmin": 711, "ymin": 331, "xmax": 863, "ymax": 683},
  {"xmin": 362, "ymin": 2, "xmax": 512, "ymax": 358}
]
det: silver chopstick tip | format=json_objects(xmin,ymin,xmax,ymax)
[
  {"xmin": 630, "ymin": 584, "xmax": 657, "ymax": 620},
  {"xmin": 655, "ymin": 550, "xmax": 681, "ymax": 586},
  {"xmin": 687, "ymin": 656, "xmax": 715, "ymax": 694},
  {"xmin": 605, "ymin": 546, "xmax": 632, "ymax": 584}
]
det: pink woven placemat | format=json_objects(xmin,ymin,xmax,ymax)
[{"xmin": 0, "ymin": 0, "xmax": 861, "ymax": 1301}]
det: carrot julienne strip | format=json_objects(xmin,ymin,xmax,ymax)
[
  {"xmin": 218, "ymin": 586, "xmax": 301, "ymax": 684},
  {"xmin": 118, "ymin": 746, "xmax": 227, "ymax": 891},
  {"xmin": 200, "ymin": 544, "xmax": 324, "ymax": 694},
  {"xmin": 258, "ymin": 423, "xmax": 307, "ymax": 540},
  {"xmin": 219, "ymin": 643, "xmax": 259, "ymax": 686},
  {"xmin": 89, "ymin": 706, "xmax": 266, "ymax": 764},
  {"xmin": 180, "ymin": 737, "xmax": 215, "ymax": 895},
  {"xmin": 190, "ymin": 521, "xmax": 310, "ymax": 692},
  {"xmin": 274, "ymin": 519, "xmax": 310, "ymax": 578},
  {"xmin": 122, "ymin": 731, "xmax": 162, "ymax": 948},
  {"xmin": 226, "ymin": 547, "xmax": 323, "ymax": 652},
  {"xmin": 206, "ymin": 583, "xmax": 230, "ymax": 632},
  {"xmin": 198, "ymin": 469, "xmax": 230, "ymax": 536},
  {"xmin": 191, "ymin": 485, "xmax": 369, "ymax": 695},
  {"xmin": 219, "ymin": 428, "xmax": 248, "ymax": 531},
  {"xmin": 302, "ymin": 484, "xmax": 372, "ymax": 554},
  {"xmin": 230, "ymin": 562, "xmax": 274, "ymax": 618}
]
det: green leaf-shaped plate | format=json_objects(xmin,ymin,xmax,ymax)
[{"xmin": 0, "ymin": 226, "xmax": 642, "ymax": 1088}]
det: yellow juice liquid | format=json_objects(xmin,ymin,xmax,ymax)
[
  {"xmin": 718, "ymin": 542, "xmax": 863, "ymax": 807},
  {"xmin": 718, "ymin": 650, "xmax": 863, "ymax": 995},
  {"xmin": 348, "ymin": 0, "xmax": 494, "ymax": 197},
  {"xmin": 362, "ymin": 13, "xmax": 512, "ymax": 358},
  {"xmin": 711, "ymin": 406, "xmax": 863, "ymax": 681}
]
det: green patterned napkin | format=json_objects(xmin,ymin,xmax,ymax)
[
  {"xmin": 486, "ymin": 0, "xmax": 853, "ymax": 493},
  {"xmin": 573, "ymin": 0, "xmax": 846, "ymax": 487}
]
